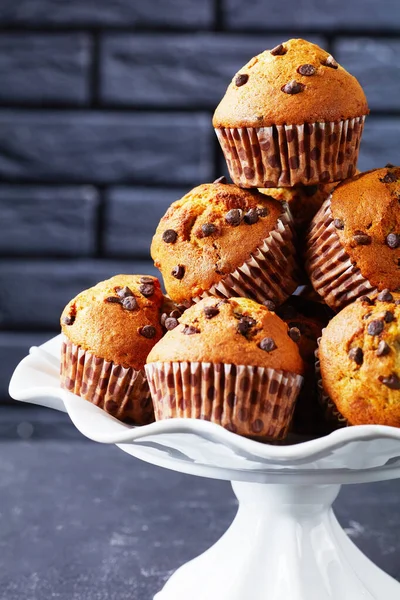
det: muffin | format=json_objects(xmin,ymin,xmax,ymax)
[
  {"xmin": 145, "ymin": 297, "xmax": 304, "ymax": 440},
  {"xmin": 259, "ymin": 181, "xmax": 338, "ymax": 231},
  {"xmin": 60, "ymin": 274, "xmax": 164, "ymax": 424},
  {"xmin": 213, "ymin": 38, "xmax": 368, "ymax": 188},
  {"xmin": 151, "ymin": 180, "xmax": 300, "ymax": 308},
  {"xmin": 306, "ymin": 166, "xmax": 400, "ymax": 311},
  {"xmin": 277, "ymin": 296, "xmax": 333, "ymax": 434},
  {"xmin": 318, "ymin": 290, "xmax": 400, "ymax": 427}
]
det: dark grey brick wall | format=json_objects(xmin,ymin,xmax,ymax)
[{"xmin": 1, "ymin": 0, "xmax": 400, "ymax": 402}]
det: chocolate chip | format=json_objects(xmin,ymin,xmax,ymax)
[
  {"xmin": 263, "ymin": 300, "xmax": 276, "ymax": 311},
  {"xmin": 139, "ymin": 325, "xmax": 156, "ymax": 339},
  {"xmin": 380, "ymin": 172, "xmax": 397, "ymax": 183},
  {"xmin": 165, "ymin": 317, "xmax": 179, "ymax": 330},
  {"xmin": 162, "ymin": 229, "xmax": 178, "ymax": 244},
  {"xmin": 259, "ymin": 337, "xmax": 277, "ymax": 352},
  {"xmin": 213, "ymin": 176, "xmax": 227, "ymax": 184},
  {"xmin": 237, "ymin": 316, "xmax": 256, "ymax": 336},
  {"xmin": 225, "ymin": 209, "xmax": 243, "ymax": 226},
  {"xmin": 235, "ymin": 73, "xmax": 249, "ymax": 87},
  {"xmin": 378, "ymin": 289, "xmax": 394, "ymax": 303},
  {"xmin": 161, "ymin": 312, "xmax": 168, "ymax": 326},
  {"xmin": 303, "ymin": 185, "xmax": 319, "ymax": 197},
  {"xmin": 324, "ymin": 55, "xmax": 338, "ymax": 69},
  {"xmin": 270, "ymin": 44, "xmax": 286, "ymax": 56},
  {"xmin": 139, "ymin": 276, "xmax": 154, "ymax": 284},
  {"xmin": 171, "ymin": 265, "xmax": 185, "ymax": 280},
  {"xmin": 62, "ymin": 315, "xmax": 75, "ymax": 326},
  {"xmin": 201, "ymin": 223, "xmax": 217, "ymax": 237},
  {"xmin": 353, "ymin": 231, "xmax": 371, "ymax": 245},
  {"xmin": 359, "ymin": 295, "xmax": 374, "ymax": 305},
  {"xmin": 386, "ymin": 233, "xmax": 400, "ymax": 249},
  {"xmin": 384, "ymin": 310, "xmax": 395, "ymax": 323},
  {"xmin": 256, "ymin": 206, "xmax": 269, "ymax": 217},
  {"xmin": 288, "ymin": 327, "xmax": 301, "ymax": 342},
  {"xmin": 122, "ymin": 296, "xmax": 138, "ymax": 311},
  {"xmin": 377, "ymin": 341, "xmax": 390, "ymax": 357},
  {"xmin": 333, "ymin": 218, "xmax": 344, "ymax": 230},
  {"xmin": 139, "ymin": 283, "xmax": 154, "ymax": 297},
  {"xmin": 170, "ymin": 309, "xmax": 182, "ymax": 319},
  {"xmin": 385, "ymin": 163, "xmax": 395, "ymax": 168},
  {"xmin": 281, "ymin": 80, "xmax": 305, "ymax": 95},
  {"xmin": 105, "ymin": 296, "xmax": 121, "ymax": 304},
  {"xmin": 367, "ymin": 319, "xmax": 384, "ymax": 336},
  {"xmin": 117, "ymin": 286, "xmax": 134, "ymax": 299},
  {"xmin": 379, "ymin": 373, "xmax": 400, "ymax": 390},
  {"xmin": 244, "ymin": 208, "xmax": 259, "ymax": 225},
  {"xmin": 182, "ymin": 325, "xmax": 200, "ymax": 335},
  {"xmin": 204, "ymin": 306, "xmax": 219, "ymax": 319},
  {"xmin": 297, "ymin": 64, "xmax": 316, "ymax": 76},
  {"xmin": 348, "ymin": 347, "xmax": 363, "ymax": 365}
]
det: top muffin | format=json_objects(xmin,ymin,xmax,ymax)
[{"xmin": 213, "ymin": 38, "xmax": 369, "ymax": 128}]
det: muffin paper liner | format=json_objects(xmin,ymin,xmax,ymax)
[
  {"xmin": 315, "ymin": 339, "xmax": 348, "ymax": 429},
  {"xmin": 191, "ymin": 210, "xmax": 301, "ymax": 307},
  {"xmin": 145, "ymin": 361, "xmax": 303, "ymax": 440},
  {"xmin": 215, "ymin": 116, "xmax": 365, "ymax": 188},
  {"xmin": 305, "ymin": 198, "xmax": 377, "ymax": 311},
  {"xmin": 60, "ymin": 336, "xmax": 154, "ymax": 424}
]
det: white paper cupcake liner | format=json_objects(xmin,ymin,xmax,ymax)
[
  {"xmin": 215, "ymin": 116, "xmax": 365, "ymax": 188},
  {"xmin": 145, "ymin": 361, "xmax": 303, "ymax": 440},
  {"xmin": 60, "ymin": 336, "xmax": 154, "ymax": 424},
  {"xmin": 305, "ymin": 197, "xmax": 377, "ymax": 311}
]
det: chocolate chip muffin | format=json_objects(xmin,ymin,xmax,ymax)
[
  {"xmin": 151, "ymin": 180, "xmax": 300, "ymax": 308},
  {"xmin": 306, "ymin": 166, "xmax": 400, "ymax": 311},
  {"xmin": 277, "ymin": 296, "xmax": 333, "ymax": 434},
  {"xmin": 259, "ymin": 181, "xmax": 338, "ymax": 232},
  {"xmin": 319, "ymin": 290, "xmax": 400, "ymax": 427},
  {"xmin": 145, "ymin": 297, "xmax": 304, "ymax": 440},
  {"xmin": 213, "ymin": 38, "xmax": 368, "ymax": 188},
  {"xmin": 60, "ymin": 274, "xmax": 165, "ymax": 424}
]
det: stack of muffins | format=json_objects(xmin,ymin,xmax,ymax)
[{"xmin": 59, "ymin": 38, "xmax": 400, "ymax": 440}]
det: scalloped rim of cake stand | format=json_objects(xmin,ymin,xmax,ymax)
[{"xmin": 8, "ymin": 334, "xmax": 400, "ymax": 484}]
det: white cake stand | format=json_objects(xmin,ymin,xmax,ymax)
[{"xmin": 9, "ymin": 335, "xmax": 400, "ymax": 600}]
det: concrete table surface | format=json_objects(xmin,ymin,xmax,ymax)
[{"xmin": 0, "ymin": 406, "xmax": 399, "ymax": 600}]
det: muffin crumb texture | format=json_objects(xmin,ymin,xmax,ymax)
[
  {"xmin": 61, "ymin": 275, "xmax": 164, "ymax": 371},
  {"xmin": 319, "ymin": 292, "xmax": 400, "ymax": 427},
  {"xmin": 213, "ymin": 38, "xmax": 369, "ymax": 128}
]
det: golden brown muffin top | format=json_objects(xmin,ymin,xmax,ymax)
[
  {"xmin": 61, "ymin": 275, "xmax": 164, "ymax": 371},
  {"xmin": 147, "ymin": 297, "xmax": 304, "ymax": 374},
  {"xmin": 330, "ymin": 167, "xmax": 400, "ymax": 292},
  {"xmin": 260, "ymin": 181, "xmax": 337, "ymax": 230},
  {"xmin": 319, "ymin": 291, "xmax": 400, "ymax": 426},
  {"xmin": 213, "ymin": 38, "xmax": 369, "ymax": 128},
  {"xmin": 150, "ymin": 181, "xmax": 284, "ymax": 304}
]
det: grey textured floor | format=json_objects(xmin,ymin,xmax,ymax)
[{"xmin": 0, "ymin": 407, "xmax": 399, "ymax": 599}]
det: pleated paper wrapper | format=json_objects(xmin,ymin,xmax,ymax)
[
  {"xmin": 145, "ymin": 361, "xmax": 303, "ymax": 441},
  {"xmin": 305, "ymin": 197, "xmax": 377, "ymax": 311},
  {"xmin": 215, "ymin": 116, "xmax": 365, "ymax": 188},
  {"xmin": 60, "ymin": 336, "xmax": 154, "ymax": 424},
  {"xmin": 315, "ymin": 340, "xmax": 348, "ymax": 429},
  {"xmin": 191, "ymin": 210, "xmax": 301, "ymax": 307}
]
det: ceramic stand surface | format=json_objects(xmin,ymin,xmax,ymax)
[
  {"xmin": 155, "ymin": 482, "xmax": 400, "ymax": 600},
  {"xmin": 9, "ymin": 336, "xmax": 400, "ymax": 600}
]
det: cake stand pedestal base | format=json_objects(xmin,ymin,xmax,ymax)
[{"xmin": 155, "ymin": 482, "xmax": 400, "ymax": 600}]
